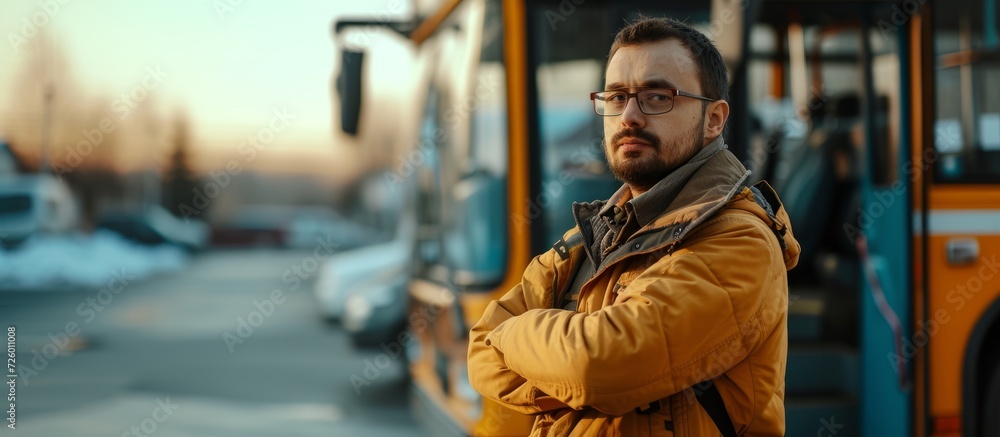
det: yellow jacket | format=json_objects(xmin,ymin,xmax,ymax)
[{"xmin": 468, "ymin": 149, "xmax": 800, "ymax": 436}]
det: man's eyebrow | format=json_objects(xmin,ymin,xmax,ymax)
[{"xmin": 604, "ymin": 79, "xmax": 678, "ymax": 91}]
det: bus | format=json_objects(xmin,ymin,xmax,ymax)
[{"xmin": 332, "ymin": 0, "xmax": 1000, "ymax": 435}]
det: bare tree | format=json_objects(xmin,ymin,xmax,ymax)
[
  {"xmin": 161, "ymin": 113, "xmax": 201, "ymax": 217},
  {"xmin": 1, "ymin": 30, "xmax": 83, "ymax": 172}
]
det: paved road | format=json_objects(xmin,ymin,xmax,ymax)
[{"xmin": 1, "ymin": 249, "xmax": 425, "ymax": 437}]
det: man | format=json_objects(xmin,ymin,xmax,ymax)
[{"xmin": 468, "ymin": 16, "xmax": 800, "ymax": 437}]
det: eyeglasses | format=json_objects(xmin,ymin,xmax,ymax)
[{"xmin": 590, "ymin": 88, "xmax": 717, "ymax": 116}]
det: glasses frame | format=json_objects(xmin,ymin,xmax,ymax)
[{"xmin": 589, "ymin": 87, "xmax": 717, "ymax": 116}]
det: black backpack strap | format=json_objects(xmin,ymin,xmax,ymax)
[
  {"xmin": 749, "ymin": 180, "xmax": 788, "ymax": 251},
  {"xmin": 694, "ymin": 379, "xmax": 738, "ymax": 437}
]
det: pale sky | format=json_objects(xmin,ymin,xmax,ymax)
[{"xmin": 0, "ymin": 0, "xmax": 411, "ymax": 180}]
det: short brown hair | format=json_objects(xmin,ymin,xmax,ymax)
[{"xmin": 609, "ymin": 16, "xmax": 730, "ymax": 103}]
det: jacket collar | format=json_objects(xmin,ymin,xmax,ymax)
[
  {"xmin": 572, "ymin": 143, "xmax": 751, "ymax": 265},
  {"xmin": 648, "ymin": 146, "xmax": 751, "ymax": 241}
]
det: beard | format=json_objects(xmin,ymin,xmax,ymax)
[{"xmin": 603, "ymin": 116, "xmax": 705, "ymax": 191}]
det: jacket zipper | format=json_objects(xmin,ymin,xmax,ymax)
[{"xmin": 567, "ymin": 205, "xmax": 599, "ymax": 309}]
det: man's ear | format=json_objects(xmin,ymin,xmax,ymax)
[{"xmin": 703, "ymin": 99, "xmax": 730, "ymax": 144}]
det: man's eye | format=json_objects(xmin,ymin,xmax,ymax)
[
  {"xmin": 606, "ymin": 93, "xmax": 627, "ymax": 102},
  {"xmin": 645, "ymin": 93, "xmax": 669, "ymax": 102}
]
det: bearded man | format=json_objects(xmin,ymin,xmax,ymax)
[{"xmin": 469, "ymin": 16, "xmax": 800, "ymax": 436}]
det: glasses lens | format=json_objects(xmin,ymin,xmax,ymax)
[
  {"xmin": 638, "ymin": 90, "xmax": 674, "ymax": 114},
  {"xmin": 600, "ymin": 91, "xmax": 627, "ymax": 115}
]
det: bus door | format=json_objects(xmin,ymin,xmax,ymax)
[{"xmin": 742, "ymin": 2, "xmax": 910, "ymax": 435}]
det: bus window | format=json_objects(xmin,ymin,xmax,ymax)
[
  {"xmin": 870, "ymin": 28, "xmax": 901, "ymax": 185},
  {"xmin": 528, "ymin": 4, "xmax": 613, "ymax": 246},
  {"xmin": 934, "ymin": 0, "xmax": 1000, "ymax": 183},
  {"xmin": 443, "ymin": 0, "xmax": 508, "ymax": 289},
  {"xmin": 533, "ymin": 53, "xmax": 615, "ymax": 246}
]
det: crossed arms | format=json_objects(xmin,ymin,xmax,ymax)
[{"xmin": 467, "ymin": 219, "xmax": 779, "ymax": 416}]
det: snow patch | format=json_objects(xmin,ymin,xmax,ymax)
[{"xmin": 0, "ymin": 230, "xmax": 187, "ymax": 289}]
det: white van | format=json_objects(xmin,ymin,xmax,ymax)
[{"xmin": 0, "ymin": 174, "xmax": 79, "ymax": 246}]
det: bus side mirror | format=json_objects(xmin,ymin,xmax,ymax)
[{"xmin": 337, "ymin": 49, "xmax": 364, "ymax": 135}]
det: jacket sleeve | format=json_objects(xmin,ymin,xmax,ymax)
[
  {"xmin": 484, "ymin": 217, "xmax": 784, "ymax": 416},
  {"xmin": 467, "ymin": 245, "xmax": 573, "ymax": 415}
]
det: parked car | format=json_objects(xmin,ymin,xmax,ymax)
[
  {"xmin": 208, "ymin": 205, "xmax": 293, "ymax": 248},
  {"xmin": 313, "ymin": 227, "xmax": 412, "ymax": 322},
  {"xmin": 0, "ymin": 174, "xmax": 79, "ymax": 247},
  {"xmin": 284, "ymin": 207, "xmax": 376, "ymax": 250},
  {"xmin": 0, "ymin": 139, "xmax": 22, "ymax": 176},
  {"xmin": 314, "ymin": 171, "xmax": 416, "ymax": 347},
  {"xmin": 339, "ymin": 238, "xmax": 412, "ymax": 347},
  {"xmin": 97, "ymin": 205, "xmax": 208, "ymax": 252}
]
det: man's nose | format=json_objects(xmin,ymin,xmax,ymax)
[{"xmin": 619, "ymin": 96, "xmax": 646, "ymax": 128}]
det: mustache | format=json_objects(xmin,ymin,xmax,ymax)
[{"xmin": 611, "ymin": 127, "xmax": 661, "ymax": 150}]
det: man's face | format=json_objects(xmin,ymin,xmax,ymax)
[{"xmin": 603, "ymin": 38, "xmax": 708, "ymax": 191}]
